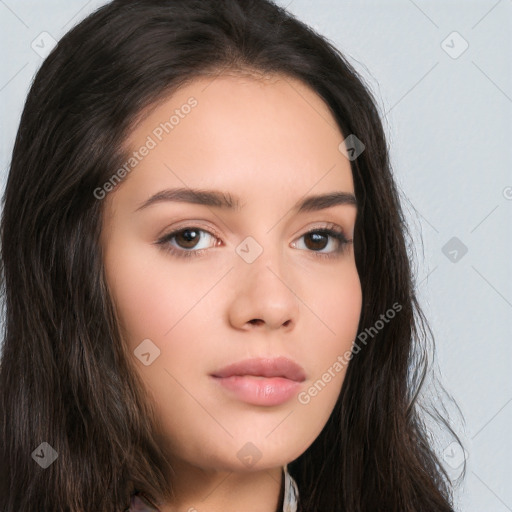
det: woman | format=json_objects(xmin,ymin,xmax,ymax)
[{"xmin": 0, "ymin": 0, "xmax": 464, "ymax": 510}]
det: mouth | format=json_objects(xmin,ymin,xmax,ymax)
[{"xmin": 210, "ymin": 356, "xmax": 306, "ymax": 406}]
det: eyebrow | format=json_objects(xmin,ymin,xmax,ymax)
[{"xmin": 134, "ymin": 187, "xmax": 357, "ymax": 213}]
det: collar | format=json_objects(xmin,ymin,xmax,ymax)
[{"xmin": 283, "ymin": 464, "xmax": 299, "ymax": 512}]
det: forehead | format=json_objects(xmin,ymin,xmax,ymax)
[{"xmin": 115, "ymin": 73, "xmax": 354, "ymax": 207}]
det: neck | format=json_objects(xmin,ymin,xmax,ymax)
[{"xmin": 156, "ymin": 462, "xmax": 284, "ymax": 512}]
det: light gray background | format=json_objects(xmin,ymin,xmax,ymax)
[{"xmin": 1, "ymin": 1, "xmax": 511, "ymax": 511}]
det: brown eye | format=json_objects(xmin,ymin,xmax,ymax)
[
  {"xmin": 155, "ymin": 226, "xmax": 219, "ymax": 259},
  {"xmin": 304, "ymin": 232, "xmax": 329, "ymax": 251},
  {"xmin": 174, "ymin": 228, "xmax": 202, "ymax": 249},
  {"xmin": 292, "ymin": 227, "xmax": 351, "ymax": 260}
]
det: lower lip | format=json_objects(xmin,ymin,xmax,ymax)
[{"xmin": 212, "ymin": 375, "xmax": 302, "ymax": 406}]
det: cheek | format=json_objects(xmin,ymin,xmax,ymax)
[
  {"xmin": 323, "ymin": 269, "xmax": 362, "ymax": 336},
  {"xmin": 307, "ymin": 263, "xmax": 362, "ymax": 355},
  {"xmin": 296, "ymin": 266, "xmax": 362, "ymax": 407},
  {"xmin": 103, "ymin": 240, "xmax": 219, "ymax": 349}
]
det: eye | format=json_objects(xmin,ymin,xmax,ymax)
[
  {"xmin": 155, "ymin": 226, "xmax": 219, "ymax": 258},
  {"xmin": 291, "ymin": 224, "xmax": 352, "ymax": 259}
]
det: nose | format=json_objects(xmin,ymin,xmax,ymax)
[{"xmin": 227, "ymin": 244, "xmax": 300, "ymax": 332}]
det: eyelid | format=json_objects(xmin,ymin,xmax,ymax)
[
  {"xmin": 299, "ymin": 221, "xmax": 350, "ymax": 238},
  {"xmin": 155, "ymin": 220, "xmax": 223, "ymax": 241}
]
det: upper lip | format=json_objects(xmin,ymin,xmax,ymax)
[{"xmin": 211, "ymin": 356, "xmax": 306, "ymax": 382}]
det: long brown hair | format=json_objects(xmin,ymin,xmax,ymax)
[{"xmin": 0, "ymin": 0, "xmax": 465, "ymax": 510}]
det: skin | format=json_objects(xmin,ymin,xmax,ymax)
[{"xmin": 100, "ymin": 72, "xmax": 362, "ymax": 512}]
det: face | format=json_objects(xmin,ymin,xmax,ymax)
[{"xmin": 100, "ymin": 72, "xmax": 362, "ymax": 473}]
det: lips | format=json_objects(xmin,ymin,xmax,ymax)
[
  {"xmin": 210, "ymin": 357, "xmax": 306, "ymax": 406},
  {"xmin": 211, "ymin": 356, "xmax": 306, "ymax": 382}
]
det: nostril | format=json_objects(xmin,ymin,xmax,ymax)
[{"xmin": 249, "ymin": 319, "xmax": 264, "ymax": 326}]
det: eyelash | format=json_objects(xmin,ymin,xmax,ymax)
[{"xmin": 154, "ymin": 223, "xmax": 352, "ymax": 260}]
